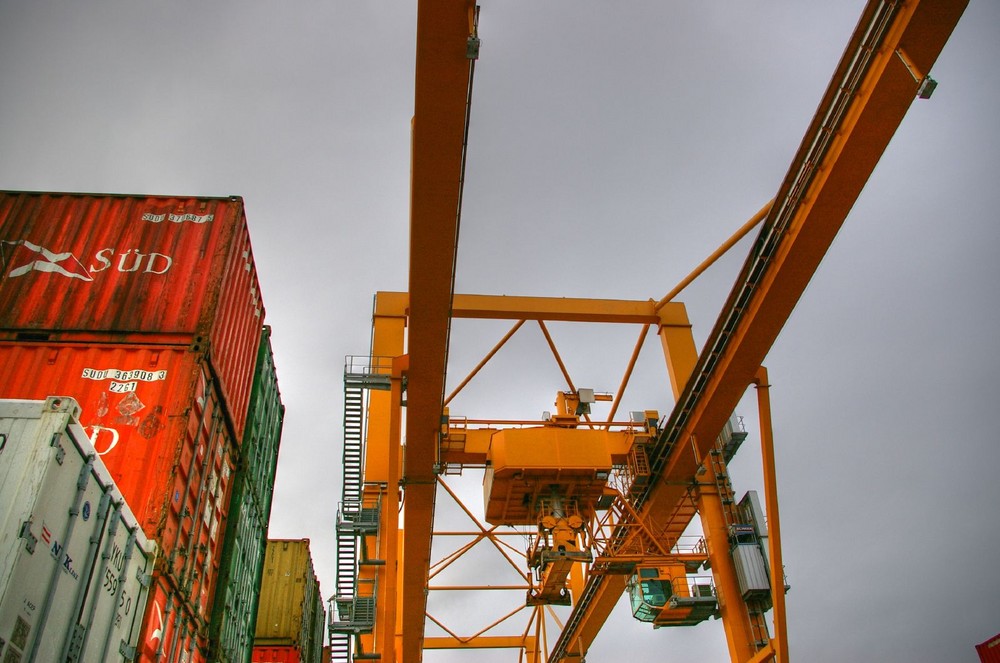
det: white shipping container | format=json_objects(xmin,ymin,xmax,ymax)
[{"xmin": 0, "ymin": 397, "xmax": 156, "ymax": 662}]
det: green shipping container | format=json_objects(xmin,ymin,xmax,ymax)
[
  {"xmin": 208, "ymin": 327, "xmax": 285, "ymax": 663},
  {"xmin": 240, "ymin": 327, "xmax": 284, "ymax": 520},
  {"xmin": 254, "ymin": 540, "xmax": 325, "ymax": 663}
]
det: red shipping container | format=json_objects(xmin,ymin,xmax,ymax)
[
  {"xmin": 139, "ymin": 575, "xmax": 209, "ymax": 663},
  {"xmin": 0, "ymin": 341, "xmax": 236, "ymax": 618},
  {"xmin": 0, "ymin": 191, "xmax": 264, "ymax": 437},
  {"xmin": 978, "ymin": 632, "xmax": 1000, "ymax": 663},
  {"xmin": 252, "ymin": 645, "xmax": 302, "ymax": 663}
]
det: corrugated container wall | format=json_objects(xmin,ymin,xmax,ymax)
[
  {"xmin": 210, "ymin": 485, "xmax": 268, "ymax": 663},
  {"xmin": 0, "ymin": 397, "xmax": 156, "ymax": 663},
  {"xmin": 210, "ymin": 328, "xmax": 285, "ymax": 663},
  {"xmin": 251, "ymin": 646, "xmax": 300, "ymax": 663},
  {"xmin": 239, "ymin": 327, "xmax": 284, "ymax": 521},
  {"xmin": 979, "ymin": 632, "xmax": 1000, "ymax": 663},
  {"xmin": 0, "ymin": 342, "xmax": 239, "ymax": 663},
  {"xmin": 0, "ymin": 343, "xmax": 237, "ymax": 574},
  {"xmin": 0, "ymin": 191, "xmax": 265, "ymax": 438},
  {"xmin": 141, "ymin": 574, "xmax": 211, "ymax": 663},
  {"xmin": 255, "ymin": 540, "xmax": 325, "ymax": 663}
]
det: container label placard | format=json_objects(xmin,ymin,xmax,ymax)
[
  {"xmin": 141, "ymin": 212, "xmax": 214, "ymax": 224},
  {"xmin": 81, "ymin": 368, "xmax": 168, "ymax": 382},
  {"xmin": 41, "ymin": 521, "xmax": 80, "ymax": 580},
  {"xmin": 82, "ymin": 368, "xmax": 167, "ymax": 396}
]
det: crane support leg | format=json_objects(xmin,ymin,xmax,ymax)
[
  {"xmin": 364, "ymin": 296, "xmax": 407, "ymax": 661},
  {"xmin": 755, "ymin": 367, "xmax": 787, "ymax": 663},
  {"xmin": 374, "ymin": 358, "xmax": 406, "ymax": 660},
  {"xmin": 695, "ymin": 480, "xmax": 760, "ymax": 662}
]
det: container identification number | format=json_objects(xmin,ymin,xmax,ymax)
[
  {"xmin": 81, "ymin": 368, "xmax": 167, "ymax": 382},
  {"xmin": 142, "ymin": 212, "xmax": 214, "ymax": 224}
]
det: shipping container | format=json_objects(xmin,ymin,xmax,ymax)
[
  {"xmin": 0, "ymin": 341, "xmax": 238, "ymax": 626},
  {"xmin": 240, "ymin": 327, "xmax": 284, "ymax": 521},
  {"xmin": 210, "ymin": 327, "xmax": 285, "ymax": 663},
  {"xmin": 978, "ymin": 632, "xmax": 1000, "ymax": 663},
  {"xmin": 255, "ymin": 540, "xmax": 325, "ymax": 663},
  {"xmin": 209, "ymin": 486, "xmax": 268, "ymax": 663},
  {"xmin": 138, "ymin": 573, "xmax": 211, "ymax": 663},
  {"xmin": 251, "ymin": 645, "xmax": 301, "ymax": 663},
  {"xmin": 0, "ymin": 397, "xmax": 156, "ymax": 663},
  {"xmin": 0, "ymin": 191, "xmax": 265, "ymax": 438}
]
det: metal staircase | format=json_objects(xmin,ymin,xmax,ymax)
[{"xmin": 330, "ymin": 357, "xmax": 392, "ymax": 663}]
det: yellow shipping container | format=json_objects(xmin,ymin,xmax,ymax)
[{"xmin": 254, "ymin": 539, "xmax": 325, "ymax": 662}]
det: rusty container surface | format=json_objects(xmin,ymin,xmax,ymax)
[
  {"xmin": 0, "ymin": 341, "xmax": 237, "ymax": 638},
  {"xmin": 254, "ymin": 540, "xmax": 324, "ymax": 663},
  {"xmin": 0, "ymin": 191, "xmax": 264, "ymax": 438},
  {"xmin": 979, "ymin": 632, "xmax": 1000, "ymax": 663},
  {"xmin": 139, "ymin": 574, "xmax": 210, "ymax": 663},
  {"xmin": 251, "ymin": 646, "xmax": 301, "ymax": 663}
]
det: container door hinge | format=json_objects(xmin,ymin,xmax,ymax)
[
  {"xmin": 50, "ymin": 432, "xmax": 65, "ymax": 465},
  {"xmin": 65, "ymin": 624, "xmax": 87, "ymax": 662},
  {"xmin": 125, "ymin": 529, "xmax": 137, "ymax": 557},
  {"xmin": 77, "ymin": 455, "xmax": 95, "ymax": 491},
  {"xmin": 119, "ymin": 640, "xmax": 137, "ymax": 661},
  {"xmin": 19, "ymin": 521, "xmax": 37, "ymax": 554},
  {"xmin": 137, "ymin": 571, "xmax": 152, "ymax": 588}
]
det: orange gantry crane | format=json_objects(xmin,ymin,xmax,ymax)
[{"xmin": 328, "ymin": 1, "xmax": 968, "ymax": 661}]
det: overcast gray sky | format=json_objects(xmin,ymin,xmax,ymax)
[{"xmin": 1, "ymin": 1, "xmax": 998, "ymax": 662}]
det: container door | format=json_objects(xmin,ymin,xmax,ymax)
[{"xmin": 0, "ymin": 430, "xmax": 108, "ymax": 662}]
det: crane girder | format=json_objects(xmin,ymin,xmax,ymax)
[
  {"xmin": 401, "ymin": 1, "xmax": 477, "ymax": 660},
  {"xmin": 549, "ymin": 0, "xmax": 968, "ymax": 659},
  {"xmin": 377, "ymin": 0, "xmax": 970, "ymax": 661}
]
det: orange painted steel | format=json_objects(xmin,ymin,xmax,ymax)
[
  {"xmin": 655, "ymin": 199, "xmax": 773, "ymax": 309},
  {"xmin": 378, "ymin": 290, "xmax": 692, "ymax": 326},
  {"xmin": 364, "ymin": 0, "xmax": 971, "ymax": 660},
  {"xmin": 754, "ymin": 368, "xmax": 788, "ymax": 663},
  {"xmin": 400, "ymin": 1, "xmax": 478, "ymax": 658},
  {"xmin": 606, "ymin": 323, "xmax": 652, "ymax": 426},
  {"xmin": 368, "ymin": 293, "xmax": 699, "ymax": 660},
  {"xmin": 557, "ymin": 0, "xmax": 966, "ymax": 661},
  {"xmin": 550, "ymin": 1, "xmax": 968, "ymax": 658},
  {"xmin": 444, "ymin": 319, "xmax": 525, "ymax": 406}
]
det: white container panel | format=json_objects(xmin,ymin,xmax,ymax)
[{"xmin": 0, "ymin": 397, "xmax": 156, "ymax": 663}]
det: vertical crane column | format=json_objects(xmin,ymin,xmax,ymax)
[
  {"xmin": 755, "ymin": 367, "xmax": 788, "ymax": 663},
  {"xmin": 660, "ymin": 303, "xmax": 767, "ymax": 660},
  {"xmin": 695, "ymin": 450, "xmax": 768, "ymax": 661},
  {"xmin": 364, "ymin": 295, "xmax": 407, "ymax": 662}
]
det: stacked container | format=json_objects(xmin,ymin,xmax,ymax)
[
  {"xmin": 0, "ymin": 191, "xmax": 268, "ymax": 663},
  {"xmin": 0, "ymin": 397, "xmax": 156, "ymax": 663},
  {"xmin": 253, "ymin": 540, "xmax": 325, "ymax": 663},
  {"xmin": 209, "ymin": 327, "xmax": 285, "ymax": 663},
  {"xmin": 979, "ymin": 632, "xmax": 1000, "ymax": 663}
]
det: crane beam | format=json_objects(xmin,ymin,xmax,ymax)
[
  {"xmin": 376, "ymin": 291, "xmax": 691, "ymax": 326},
  {"xmin": 551, "ymin": 0, "xmax": 968, "ymax": 658},
  {"xmin": 402, "ymin": 1, "xmax": 477, "ymax": 660}
]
